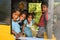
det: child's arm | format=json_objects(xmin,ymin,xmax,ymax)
[
  {"xmin": 22, "ymin": 24, "xmax": 25, "ymax": 34},
  {"xmin": 22, "ymin": 20, "xmax": 27, "ymax": 34},
  {"xmin": 12, "ymin": 30, "xmax": 17, "ymax": 35},
  {"xmin": 12, "ymin": 30, "xmax": 20, "ymax": 39}
]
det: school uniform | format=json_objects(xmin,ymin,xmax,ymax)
[
  {"xmin": 12, "ymin": 19, "xmax": 21, "ymax": 34},
  {"xmin": 24, "ymin": 20, "xmax": 34, "ymax": 37},
  {"xmin": 18, "ymin": 20, "xmax": 24, "ymax": 32}
]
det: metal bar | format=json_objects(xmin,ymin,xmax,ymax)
[{"xmin": 46, "ymin": 0, "xmax": 54, "ymax": 39}]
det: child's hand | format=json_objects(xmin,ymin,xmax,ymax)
[
  {"xmin": 17, "ymin": 32, "xmax": 22, "ymax": 37},
  {"xmin": 15, "ymin": 34, "xmax": 20, "ymax": 39}
]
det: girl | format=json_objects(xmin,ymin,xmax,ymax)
[
  {"xmin": 22, "ymin": 13, "xmax": 35, "ymax": 37},
  {"xmin": 12, "ymin": 9, "xmax": 21, "ymax": 39},
  {"xmin": 18, "ymin": 10, "xmax": 27, "ymax": 32}
]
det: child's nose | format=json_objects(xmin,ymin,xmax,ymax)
[{"xmin": 15, "ymin": 16, "xmax": 18, "ymax": 18}]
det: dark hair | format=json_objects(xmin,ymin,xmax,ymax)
[
  {"xmin": 20, "ymin": 10, "xmax": 27, "ymax": 16},
  {"xmin": 41, "ymin": 1, "xmax": 48, "ymax": 8},
  {"xmin": 11, "ymin": 9, "xmax": 20, "ymax": 18},
  {"xmin": 27, "ymin": 12, "xmax": 35, "ymax": 19},
  {"xmin": 11, "ymin": 9, "xmax": 20, "ymax": 14}
]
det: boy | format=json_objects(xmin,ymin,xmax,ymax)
[{"xmin": 37, "ymin": 2, "xmax": 48, "ymax": 38}]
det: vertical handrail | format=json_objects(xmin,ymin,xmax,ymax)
[{"xmin": 47, "ymin": 0, "xmax": 54, "ymax": 39}]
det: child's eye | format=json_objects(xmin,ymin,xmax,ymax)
[
  {"xmin": 43, "ymin": 7, "xmax": 45, "ymax": 8},
  {"xmin": 22, "ymin": 16, "xmax": 23, "ymax": 17}
]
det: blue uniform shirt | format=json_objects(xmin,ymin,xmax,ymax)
[
  {"xmin": 12, "ymin": 20, "xmax": 21, "ymax": 33},
  {"xmin": 24, "ymin": 20, "xmax": 34, "ymax": 27},
  {"xmin": 23, "ymin": 19, "xmax": 34, "ymax": 37}
]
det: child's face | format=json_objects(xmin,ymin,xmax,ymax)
[
  {"xmin": 27, "ymin": 15, "xmax": 32, "ymax": 23},
  {"xmin": 12, "ymin": 11, "xmax": 20, "ymax": 21},
  {"xmin": 20, "ymin": 14, "xmax": 26, "ymax": 21},
  {"xmin": 19, "ymin": 3, "xmax": 24, "ymax": 9},
  {"xmin": 42, "ymin": 5, "xmax": 48, "ymax": 13}
]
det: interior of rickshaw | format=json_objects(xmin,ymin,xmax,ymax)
[{"xmin": 0, "ymin": 0, "xmax": 56, "ymax": 40}]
